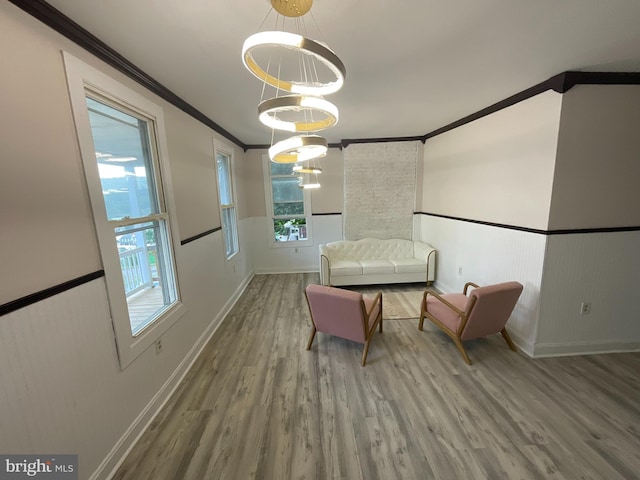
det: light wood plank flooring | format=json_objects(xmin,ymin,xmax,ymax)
[{"xmin": 114, "ymin": 273, "xmax": 640, "ymax": 479}]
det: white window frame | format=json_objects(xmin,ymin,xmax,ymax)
[
  {"xmin": 262, "ymin": 154, "xmax": 313, "ymax": 247},
  {"xmin": 214, "ymin": 141, "xmax": 239, "ymax": 259},
  {"xmin": 63, "ymin": 52, "xmax": 185, "ymax": 368}
]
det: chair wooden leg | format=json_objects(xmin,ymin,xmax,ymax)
[
  {"xmin": 361, "ymin": 338, "xmax": 372, "ymax": 366},
  {"xmin": 501, "ymin": 327, "xmax": 517, "ymax": 352},
  {"xmin": 418, "ymin": 296, "xmax": 427, "ymax": 330},
  {"xmin": 453, "ymin": 337, "xmax": 472, "ymax": 365},
  {"xmin": 306, "ymin": 326, "xmax": 317, "ymax": 351}
]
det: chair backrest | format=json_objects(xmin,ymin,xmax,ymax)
[
  {"xmin": 460, "ymin": 282, "xmax": 523, "ymax": 340},
  {"xmin": 305, "ymin": 284, "xmax": 366, "ymax": 343}
]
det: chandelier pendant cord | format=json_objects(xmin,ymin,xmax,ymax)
[{"xmin": 259, "ymin": 54, "xmax": 272, "ymax": 103}]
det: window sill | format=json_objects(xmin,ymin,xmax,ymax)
[{"xmin": 118, "ymin": 301, "xmax": 187, "ymax": 369}]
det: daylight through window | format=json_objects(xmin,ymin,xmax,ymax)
[
  {"xmin": 215, "ymin": 148, "xmax": 239, "ymax": 258},
  {"xmin": 86, "ymin": 96, "xmax": 178, "ymax": 335},
  {"xmin": 268, "ymin": 162, "xmax": 310, "ymax": 243}
]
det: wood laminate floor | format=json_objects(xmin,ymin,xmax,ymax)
[{"xmin": 114, "ymin": 273, "xmax": 640, "ymax": 479}]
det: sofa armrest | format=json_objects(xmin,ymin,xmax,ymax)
[
  {"xmin": 319, "ymin": 244, "xmax": 331, "ymax": 286},
  {"xmin": 414, "ymin": 242, "xmax": 437, "ymax": 282}
]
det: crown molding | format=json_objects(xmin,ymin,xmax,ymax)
[
  {"xmin": 10, "ymin": 0, "xmax": 640, "ymax": 149},
  {"xmin": 8, "ymin": 0, "xmax": 247, "ymax": 150}
]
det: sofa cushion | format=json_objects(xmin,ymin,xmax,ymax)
[
  {"xmin": 359, "ymin": 259, "xmax": 395, "ymax": 275},
  {"xmin": 391, "ymin": 258, "xmax": 427, "ymax": 274},
  {"xmin": 330, "ymin": 260, "xmax": 362, "ymax": 276}
]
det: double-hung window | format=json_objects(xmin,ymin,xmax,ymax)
[
  {"xmin": 64, "ymin": 52, "xmax": 184, "ymax": 367},
  {"xmin": 263, "ymin": 155, "xmax": 312, "ymax": 245},
  {"xmin": 215, "ymin": 144, "xmax": 239, "ymax": 259}
]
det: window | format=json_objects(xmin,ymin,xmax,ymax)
[
  {"xmin": 263, "ymin": 155, "xmax": 312, "ymax": 245},
  {"xmin": 215, "ymin": 145, "xmax": 239, "ymax": 259},
  {"xmin": 64, "ymin": 52, "xmax": 184, "ymax": 367},
  {"xmin": 85, "ymin": 96, "xmax": 178, "ymax": 334}
]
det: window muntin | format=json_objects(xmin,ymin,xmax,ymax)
[
  {"xmin": 86, "ymin": 95, "xmax": 178, "ymax": 335},
  {"xmin": 216, "ymin": 149, "xmax": 239, "ymax": 258}
]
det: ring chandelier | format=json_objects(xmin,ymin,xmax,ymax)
[
  {"xmin": 293, "ymin": 164, "xmax": 322, "ymax": 174},
  {"xmin": 242, "ymin": 31, "xmax": 346, "ymax": 97},
  {"xmin": 242, "ymin": 0, "xmax": 346, "ymax": 189},
  {"xmin": 258, "ymin": 95, "xmax": 338, "ymax": 133},
  {"xmin": 298, "ymin": 175, "xmax": 321, "ymax": 189},
  {"xmin": 268, "ymin": 135, "xmax": 328, "ymax": 164}
]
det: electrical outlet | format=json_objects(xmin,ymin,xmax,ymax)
[
  {"xmin": 294, "ymin": 247, "xmax": 300, "ymax": 254},
  {"xmin": 580, "ymin": 302, "xmax": 591, "ymax": 315},
  {"xmin": 155, "ymin": 338, "xmax": 163, "ymax": 354},
  {"xmin": 457, "ymin": 266, "xmax": 463, "ymax": 276}
]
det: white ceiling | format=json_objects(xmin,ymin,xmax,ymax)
[{"xmin": 46, "ymin": 0, "xmax": 640, "ymax": 146}]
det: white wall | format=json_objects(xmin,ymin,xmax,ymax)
[
  {"xmin": 536, "ymin": 231, "xmax": 640, "ymax": 355},
  {"xmin": 549, "ymin": 85, "xmax": 640, "ymax": 230},
  {"xmin": 0, "ymin": 4, "xmax": 101, "ymax": 304},
  {"xmin": 422, "ymin": 91, "xmax": 562, "ymax": 230},
  {"xmin": 419, "ymin": 91, "xmax": 563, "ymax": 353},
  {"xmin": 534, "ymin": 85, "xmax": 640, "ymax": 355},
  {"xmin": 0, "ymin": 5, "xmax": 254, "ymax": 479},
  {"xmin": 420, "ymin": 85, "xmax": 640, "ymax": 358},
  {"xmin": 416, "ymin": 215, "xmax": 545, "ymax": 353},
  {"xmin": 249, "ymin": 215, "xmax": 342, "ymax": 273}
]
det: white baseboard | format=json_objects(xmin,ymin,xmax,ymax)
[
  {"xmin": 506, "ymin": 330, "xmax": 535, "ymax": 358},
  {"xmin": 90, "ymin": 271, "xmax": 254, "ymax": 480},
  {"xmin": 461, "ymin": 327, "xmax": 639, "ymax": 360},
  {"xmin": 432, "ymin": 281, "xmax": 457, "ymax": 295},
  {"xmin": 531, "ymin": 339, "xmax": 640, "ymax": 358},
  {"xmin": 475, "ymin": 333, "xmax": 640, "ymax": 359},
  {"xmin": 253, "ymin": 267, "xmax": 319, "ymax": 274}
]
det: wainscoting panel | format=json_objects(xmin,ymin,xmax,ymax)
[
  {"xmin": 0, "ymin": 279, "xmax": 131, "ymax": 478},
  {"xmin": 416, "ymin": 214, "xmax": 547, "ymax": 354},
  {"xmin": 344, "ymin": 142, "xmax": 418, "ymax": 240},
  {"xmin": 0, "ymin": 228, "xmax": 255, "ymax": 480},
  {"xmin": 536, "ymin": 230, "xmax": 640, "ymax": 355},
  {"xmin": 249, "ymin": 215, "xmax": 343, "ymax": 274}
]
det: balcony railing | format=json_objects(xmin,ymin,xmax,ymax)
[
  {"xmin": 118, "ymin": 243, "xmax": 165, "ymax": 334},
  {"xmin": 118, "ymin": 245, "xmax": 156, "ymax": 296}
]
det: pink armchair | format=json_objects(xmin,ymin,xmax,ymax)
[
  {"xmin": 305, "ymin": 284, "xmax": 383, "ymax": 366},
  {"xmin": 419, "ymin": 281, "xmax": 523, "ymax": 365}
]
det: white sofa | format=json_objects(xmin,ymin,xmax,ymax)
[{"xmin": 319, "ymin": 238, "xmax": 436, "ymax": 286}]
